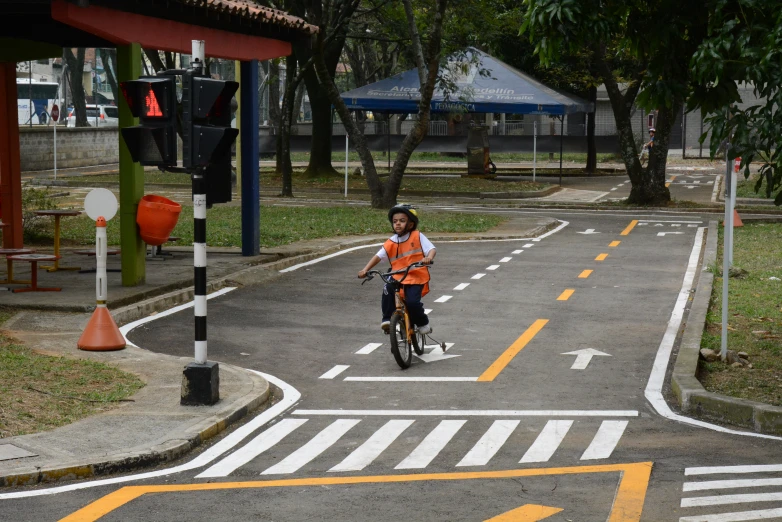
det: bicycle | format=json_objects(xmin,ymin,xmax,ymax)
[{"xmin": 362, "ymin": 262, "xmax": 446, "ymax": 369}]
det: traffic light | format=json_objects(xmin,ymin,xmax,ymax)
[
  {"xmin": 119, "ymin": 77, "xmax": 177, "ymax": 166},
  {"xmin": 182, "ymin": 72, "xmax": 239, "ymax": 169}
]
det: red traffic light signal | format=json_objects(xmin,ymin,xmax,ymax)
[
  {"xmin": 120, "ymin": 78, "xmax": 175, "ymax": 120},
  {"xmin": 119, "ymin": 76, "xmax": 178, "ymax": 166}
]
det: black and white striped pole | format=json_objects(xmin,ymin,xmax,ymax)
[{"xmin": 181, "ymin": 39, "xmax": 220, "ymax": 406}]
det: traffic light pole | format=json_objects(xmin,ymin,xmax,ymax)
[{"xmin": 180, "ymin": 41, "xmax": 220, "ymax": 406}]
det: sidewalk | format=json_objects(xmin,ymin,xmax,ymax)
[{"xmin": 0, "ymin": 215, "xmax": 557, "ymax": 487}]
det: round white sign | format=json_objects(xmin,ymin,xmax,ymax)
[{"xmin": 84, "ymin": 188, "xmax": 118, "ymax": 221}]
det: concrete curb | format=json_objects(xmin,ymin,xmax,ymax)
[
  {"xmin": 671, "ymin": 220, "xmax": 782, "ymax": 435},
  {"xmin": 1, "ymin": 367, "xmax": 270, "ymax": 487},
  {"xmin": 112, "ymin": 219, "xmax": 559, "ymax": 327}
]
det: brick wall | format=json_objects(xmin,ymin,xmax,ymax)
[{"xmin": 19, "ymin": 127, "xmax": 119, "ymax": 171}]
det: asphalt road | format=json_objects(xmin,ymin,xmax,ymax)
[{"xmin": 4, "ymin": 208, "xmax": 782, "ymax": 522}]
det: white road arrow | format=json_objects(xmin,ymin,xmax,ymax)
[
  {"xmin": 414, "ymin": 343, "xmax": 459, "ymax": 363},
  {"xmin": 562, "ymin": 348, "xmax": 611, "ymax": 370},
  {"xmin": 577, "ymin": 229, "xmax": 600, "ymax": 235},
  {"xmin": 657, "ymin": 232, "xmax": 685, "ymax": 237}
]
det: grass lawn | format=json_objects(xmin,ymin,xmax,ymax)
[
  {"xmin": 26, "ymin": 203, "xmax": 506, "ymax": 248},
  {"xmin": 736, "ymin": 174, "xmax": 776, "ymax": 200},
  {"xmin": 0, "ymin": 310, "xmax": 144, "ymax": 437},
  {"xmin": 81, "ymin": 170, "xmax": 552, "ymax": 193},
  {"xmin": 699, "ymin": 223, "xmax": 782, "ymax": 406}
]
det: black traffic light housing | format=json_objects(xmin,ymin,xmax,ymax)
[
  {"xmin": 119, "ymin": 77, "xmax": 178, "ymax": 166},
  {"xmin": 182, "ymin": 72, "xmax": 239, "ymax": 169},
  {"xmin": 182, "ymin": 70, "xmax": 238, "ymax": 205}
]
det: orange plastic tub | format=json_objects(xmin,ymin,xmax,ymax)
[{"xmin": 136, "ymin": 194, "xmax": 182, "ymax": 246}]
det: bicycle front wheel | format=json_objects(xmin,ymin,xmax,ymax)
[{"xmin": 389, "ymin": 312, "xmax": 412, "ymax": 369}]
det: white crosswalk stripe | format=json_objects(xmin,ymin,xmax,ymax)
[
  {"xmin": 329, "ymin": 420, "xmax": 414, "ymax": 472},
  {"xmin": 262, "ymin": 419, "xmax": 360, "ymax": 475},
  {"xmin": 199, "ymin": 417, "xmax": 628, "ymax": 478},
  {"xmin": 196, "ymin": 419, "xmax": 307, "ymax": 478},
  {"xmin": 395, "ymin": 420, "xmax": 466, "ymax": 469},
  {"xmin": 456, "ymin": 420, "xmax": 520, "ymax": 467},
  {"xmin": 519, "ymin": 420, "xmax": 573, "ymax": 463},
  {"xmin": 679, "ymin": 464, "xmax": 782, "ymax": 521},
  {"xmin": 579, "ymin": 420, "xmax": 628, "ymax": 460}
]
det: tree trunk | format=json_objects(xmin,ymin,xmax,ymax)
[
  {"xmin": 293, "ymin": 82, "xmax": 306, "ymax": 122},
  {"xmin": 585, "ymin": 85, "xmax": 597, "ymax": 173},
  {"xmin": 279, "ymin": 55, "xmax": 298, "ymax": 197},
  {"xmin": 313, "ymin": 0, "xmax": 447, "ymax": 208},
  {"xmin": 595, "ymin": 52, "xmax": 670, "ymax": 205},
  {"xmin": 314, "ymin": 50, "xmax": 384, "ymax": 206},
  {"xmin": 630, "ymin": 101, "xmax": 679, "ymax": 204},
  {"xmin": 103, "ymin": 49, "xmax": 118, "ymax": 104},
  {"xmin": 143, "ymin": 49, "xmax": 165, "ymax": 74},
  {"xmin": 267, "ymin": 60, "xmax": 282, "ymax": 173},
  {"xmin": 402, "ymin": 0, "xmax": 427, "ymax": 86},
  {"xmin": 301, "ymin": 64, "xmax": 339, "ymax": 177},
  {"xmin": 64, "ymin": 48, "xmax": 88, "ymax": 127}
]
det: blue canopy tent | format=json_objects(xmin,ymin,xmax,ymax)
[{"xmin": 340, "ymin": 48, "xmax": 594, "ymax": 182}]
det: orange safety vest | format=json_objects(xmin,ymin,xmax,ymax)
[{"xmin": 383, "ymin": 230, "xmax": 430, "ymax": 297}]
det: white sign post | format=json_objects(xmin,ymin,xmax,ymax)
[
  {"xmin": 78, "ymin": 188, "xmax": 124, "ymax": 351},
  {"xmin": 51, "ymin": 103, "xmax": 60, "ymax": 180},
  {"xmin": 721, "ymin": 149, "xmax": 733, "ymax": 361},
  {"xmin": 345, "ymin": 134, "xmax": 349, "ymax": 197}
]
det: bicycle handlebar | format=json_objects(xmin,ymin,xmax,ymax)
[{"xmin": 362, "ymin": 261, "xmax": 432, "ymax": 285}]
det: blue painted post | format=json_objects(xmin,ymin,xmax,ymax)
[{"xmin": 240, "ymin": 60, "xmax": 260, "ymax": 256}]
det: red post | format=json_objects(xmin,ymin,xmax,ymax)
[{"xmin": 0, "ymin": 62, "xmax": 23, "ymax": 249}]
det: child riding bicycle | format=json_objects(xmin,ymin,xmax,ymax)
[{"xmin": 358, "ymin": 204, "xmax": 436, "ymax": 334}]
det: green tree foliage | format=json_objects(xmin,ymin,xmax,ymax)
[
  {"xmin": 521, "ymin": 0, "xmax": 708, "ymax": 204},
  {"xmin": 688, "ymin": 1, "xmax": 782, "ymax": 202}
]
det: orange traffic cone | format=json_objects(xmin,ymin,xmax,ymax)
[
  {"xmin": 77, "ymin": 305, "xmax": 126, "ymax": 351},
  {"xmin": 733, "ymin": 209, "xmax": 743, "ymax": 227}
]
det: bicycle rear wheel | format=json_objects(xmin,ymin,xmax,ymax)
[
  {"xmin": 412, "ymin": 329, "xmax": 425, "ymax": 355},
  {"xmin": 389, "ymin": 312, "xmax": 412, "ymax": 369}
]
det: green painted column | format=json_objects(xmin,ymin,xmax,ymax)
[{"xmin": 116, "ymin": 43, "xmax": 145, "ymax": 286}]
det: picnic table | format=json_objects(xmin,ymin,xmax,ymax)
[{"xmin": 33, "ymin": 209, "xmax": 82, "ymax": 272}]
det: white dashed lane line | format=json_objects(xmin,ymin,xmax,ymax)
[
  {"xmin": 356, "ymin": 343, "xmax": 383, "ymax": 355},
  {"xmin": 434, "ymin": 295, "xmax": 452, "ymax": 303},
  {"xmin": 486, "ymin": 265, "xmax": 500, "ymax": 271},
  {"xmin": 471, "ymin": 273, "xmax": 486, "ymax": 280},
  {"xmin": 499, "ymin": 257, "xmax": 512, "ymax": 263},
  {"xmin": 454, "ymin": 283, "xmax": 470, "ymax": 291},
  {"xmin": 320, "ymin": 365, "xmax": 350, "ymax": 379}
]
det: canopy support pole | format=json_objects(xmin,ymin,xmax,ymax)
[
  {"xmin": 386, "ymin": 112, "xmax": 391, "ymax": 174},
  {"xmin": 240, "ymin": 59, "xmax": 260, "ymax": 256},
  {"xmin": 117, "ymin": 43, "xmax": 145, "ymax": 286},
  {"xmin": 559, "ymin": 116, "xmax": 564, "ymax": 187},
  {"xmin": 533, "ymin": 120, "xmax": 537, "ymax": 183}
]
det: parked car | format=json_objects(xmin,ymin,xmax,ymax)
[{"xmin": 66, "ymin": 105, "xmax": 119, "ymax": 127}]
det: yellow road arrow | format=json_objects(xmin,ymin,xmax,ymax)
[{"xmin": 485, "ymin": 504, "xmax": 563, "ymax": 521}]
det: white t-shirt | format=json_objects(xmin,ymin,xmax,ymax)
[{"xmin": 376, "ymin": 231, "xmax": 435, "ymax": 261}]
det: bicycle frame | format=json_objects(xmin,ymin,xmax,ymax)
[{"xmin": 363, "ymin": 262, "xmax": 428, "ymax": 368}]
